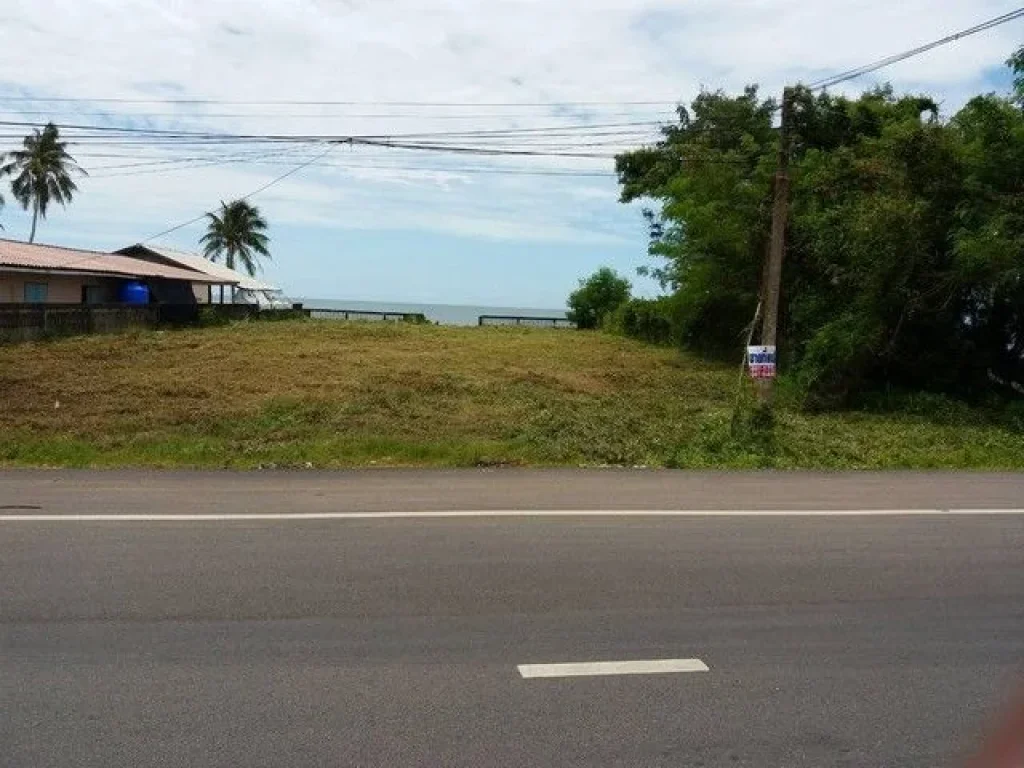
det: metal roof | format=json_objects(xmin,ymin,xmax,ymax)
[
  {"xmin": 118, "ymin": 244, "xmax": 279, "ymax": 292},
  {"xmin": 0, "ymin": 238, "xmax": 231, "ymax": 284}
]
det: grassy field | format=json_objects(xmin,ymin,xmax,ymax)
[{"xmin": 0, "ymin": 319, "xmax": 1022, "ymax": 469}]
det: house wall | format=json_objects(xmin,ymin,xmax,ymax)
[
  {"xmin": 0, "ymin": 271, "xmax": 211, "ymax": 304},
  {"xmin": 0, "ymin": 274, "xmax": 15, "ymax": 303},
  {"xmin": 116, "ymin": 245, "xmax": 238, "ymax": 296},
  {"xmin": 48, "ymin": 276, "xmax": 89, "ymax": 303},
  {"xmin": 0, "ymin": 272, "xmax": 126, "ymax": 304}
]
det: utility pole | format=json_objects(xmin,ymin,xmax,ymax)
[{"xmin": 756, "ymin": 86, "xmax": 794, "ymax": 407}]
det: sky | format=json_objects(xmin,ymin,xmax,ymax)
[{"xmin": 0, "ymin": 0, "xmax": 1021, "ymax": 308}]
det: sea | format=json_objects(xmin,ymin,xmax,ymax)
[{"xmin": 295, "ymin": 298, "xmax": 568, "ymax": 327}]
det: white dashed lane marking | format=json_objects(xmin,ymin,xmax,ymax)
[{"xmin": 517, "ymin": 658, "xmax": 710, "ymax": 679}]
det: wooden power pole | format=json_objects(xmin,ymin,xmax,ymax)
[{"xmin": 756, "ymin": 86, "xmax": 794, "ymax": 406}]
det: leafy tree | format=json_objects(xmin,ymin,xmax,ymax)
[
  {"xmin": 615, "ymin": 67, "xmax": 1024, "ymax": 405},
  {"xmin": 948, "ymin": 94, "xmax": 1024, "ymax": 395},
  {"xmin": 0, "ymin": 123, "xmax": 85, "ymax": 243},
  {"xmin": 567, "ymin": 267, "xmax": 631, "ymax": 329},
  {"xmin": 1010, "ymin": 46, "xmax": 1024, "ymax": 106},
  {"xmin": 607, "ymin": 296, "xmax": 679, "ymax": 345},
  {"xmin": 200, "ymin": 199, "xmax": 271, "ymax": 277},
  {"xmin": 616, "ymin": 87, "xmax": 776, "ymax": 356},
  {"xmin": 785, "ymin": 87, "xmax": 965, "ymax": 400}
]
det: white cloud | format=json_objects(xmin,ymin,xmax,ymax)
[
  {"xmin": 0, "ymin": 0, "xmax": 1021, "ymax": 259},
  {"xmin": 2, "ymin": 1, "xmax": 1018, "ymax": 104}
]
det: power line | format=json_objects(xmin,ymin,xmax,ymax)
[
  {"xmin": 139, "ymin": 145, "xmax": 332, "ymax": 243},
  {"xmin": 48, "ymin": 129, "xmax": 659, "ymax": 146},
  {"xmin": 52, "ymin": 134, "xmax": 658, "ymax": 152},
  {"xmin": 86, "ymin": 145, "xmax": 312, "ymax": 172},
  {"xmin": 359, "ymin": 121, "xmax": 665, "ymax": 139},
  {"xmin": 80, "ymin": 142, "xmax": 643, "ymax": 173},
  {"xmin": 66, "ymin": 132, "xmax": 657, "ymax": 152},
  {"xmin": 0, "ymin": 121, "xmax": 644, "ymax": 160},
  {"xmin": 1, "ymin": 110, "xmax": 674, "ymax": 121},
  {"xmin": 0, "ymin": 96, "xmax": 680, "ymax": 107},
  {"xmin": 809, "ymin": 7, "xmax": 1024, "ymax": 90},
  {"xmin": 287, "ymin": 162, "xmax": 616, "ymax": 178},
  {"xmin": 90, "ymin": 158, "xmax": 616, "ymax": 180},
  {"xmin": 48, "ymin": 144, "xmax": 330, "ymax": 272},
  {"xmin": 0, "ymin": 118, "xmax": 665, "ymax": 140},
  {"xmin": 88, "ymin": 153, "xmax": 314, "ymax": 179},
  {"xmin": 347, "ymin": 137, "xmax": 615, "ymax": 158}
]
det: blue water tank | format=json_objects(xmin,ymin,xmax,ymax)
[{"xmin": 119, "ymin": 280, "xmax": 150, "ymax": 305}]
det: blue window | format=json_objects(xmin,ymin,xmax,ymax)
[{"xmin": 23, "ymin": 282, "xmax": 48, "ymax": 303}]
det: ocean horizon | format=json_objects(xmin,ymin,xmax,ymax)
[{"xmin": 296, "ymin": 298, "xmax": 568, "ymax": 326}]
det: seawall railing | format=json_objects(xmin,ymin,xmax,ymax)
[
  {"xmin": 308, "ymin": 308, "xmax": 428, "ymax": 323},
  {"xmin": 478, "ymin": 315, "xmax": 576, "ymax": 329}
]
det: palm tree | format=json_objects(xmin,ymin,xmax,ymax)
[
  {"xmin": 0, "ymin": 123, "xmax": 86, "ymax": 243},
  {"xmin": 200, "ymin": 199, "xmax": 271, "ymax": 279}
]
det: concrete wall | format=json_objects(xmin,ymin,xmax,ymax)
[{"xmin": 0, "ymin": 304, "xmax": 159, "ymax": 343}]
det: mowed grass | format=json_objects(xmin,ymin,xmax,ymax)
[{"xmin": 0, "ymin": 320, "xmax": 1022, "ymax": 469}]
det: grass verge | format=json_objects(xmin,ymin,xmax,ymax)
[{"xmin": 0, "ymin": 320, "xmax": 1021, "ymax": 469}]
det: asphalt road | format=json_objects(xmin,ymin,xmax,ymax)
[{"xmin": 1, "ymin": 470, "xmax": 1023, "ymax": 767}]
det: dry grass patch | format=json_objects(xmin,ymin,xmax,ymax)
[{"xmin": 0, "ymin": 320, "xmax": 1020, "ymax": 468}]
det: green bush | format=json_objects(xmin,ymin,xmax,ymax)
[
  {"xmin": 197, "ymin": 306, "xmax": 234, "ymax": 327},
  {"xmin": 615, "ymin": 73, "xmax": 1024, "ymax": 406},
  {"xmin": 567, "ymin": 267, "xmax": 631, "ymax": 330},
  {"xmin": 607, "ymin": 297, "xmax": 678, "ymax": 345},
  {"xmin": 257, "ymin": 309, "xmax": 310, "ymax": 323}
]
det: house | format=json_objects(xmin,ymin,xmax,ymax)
[
  {"xmin": 116, "ymin": 244, "xmax": 287, "ymax": 307},
  {"xmin": 0, "ymin": 238, "xmax": 231, "ymax": 305}
]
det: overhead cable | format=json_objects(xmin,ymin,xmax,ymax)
[
  {"xmin": 0, "ymin": 97, "xmax": 680, "ymax": 107},
  {"xmin": 809, "ymin": 7, "xmax": 1024, "ymax": 90},
  {"xmin": 139, "ymin": 144, "xmax": 332, "ymax": 243},
  {"xmin": 0, "ymin": 117, "xmax": 664, "ymax": 140}
]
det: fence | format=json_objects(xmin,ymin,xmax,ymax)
[
  {"xmin": 308, "ymin": 308, "xmax": 428, "ymax": 324},
  {"xmin": 0, "ymin": 304, "xmax": 159, "ymax": 343},
  {"xmin": 0, "ymin": 303, "xmax": 298, "ymax": 343},
  {"xmin": 478, "ymin": 314, "xmax": 576, "ymax": 329}
]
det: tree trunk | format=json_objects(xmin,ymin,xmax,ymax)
[{"xmin": 28, "ymin": 201, "xmax": 38, "ymax": 244}]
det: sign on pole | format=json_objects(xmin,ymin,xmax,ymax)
[{"xmin": 747, "ymin": 345, "xmax": 777, "ymax": 379}]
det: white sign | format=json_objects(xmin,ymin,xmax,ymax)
[{"xmin": 747, "ymin": 345, "xmax": 777, "ymax": 379}]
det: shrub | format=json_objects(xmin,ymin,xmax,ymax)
[
  {"xmin": 567, "ymin": 267, "xmax": 631, "ymax": 330},
  {"xmin": 607, "ymin": 297, "xmax": 677, "ymax": 345}
]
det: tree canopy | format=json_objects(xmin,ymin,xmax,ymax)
[
  {"xmin": 567, "ymin": 267, "xmax": 631, "ymax": 329},
  {"xmin": 1010, "ymin": 45, "xmax": 1024, "ymax": 106},
  {"xmin": 0, "ymin": 123, "xmax": 85, "ymax": 243},
  {"xmin": 615, "ymin": 66, "xmax": 1024, "ymax": 406},
  {"xmin": 200, "ymin": 199, "xmax": 271, "ymax": 277}
]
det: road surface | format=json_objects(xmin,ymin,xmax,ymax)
[{"xmin": 1, "ymin": 470, "xmax": 1022, "ymax": 767}]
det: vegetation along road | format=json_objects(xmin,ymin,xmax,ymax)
[{"xmin": 0, "ymin": 319, "xmax": 1022, "ymax": 469}]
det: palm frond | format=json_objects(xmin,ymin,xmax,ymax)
[
  {"xmin": 0, "ymin": 123, "xmax": 84, "ymax": 234},
  {"xmin": 198, "ymin": 199, "xmax": 271, "ymax": 275}
]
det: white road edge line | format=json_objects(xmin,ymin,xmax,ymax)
[
  {"xmin": 518, "ymin": 658, "xmax": 710, "ymax": 679},
  {"xmin": 0, "ymin": 509, "xmax": 1023, "ymax": 521}
]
